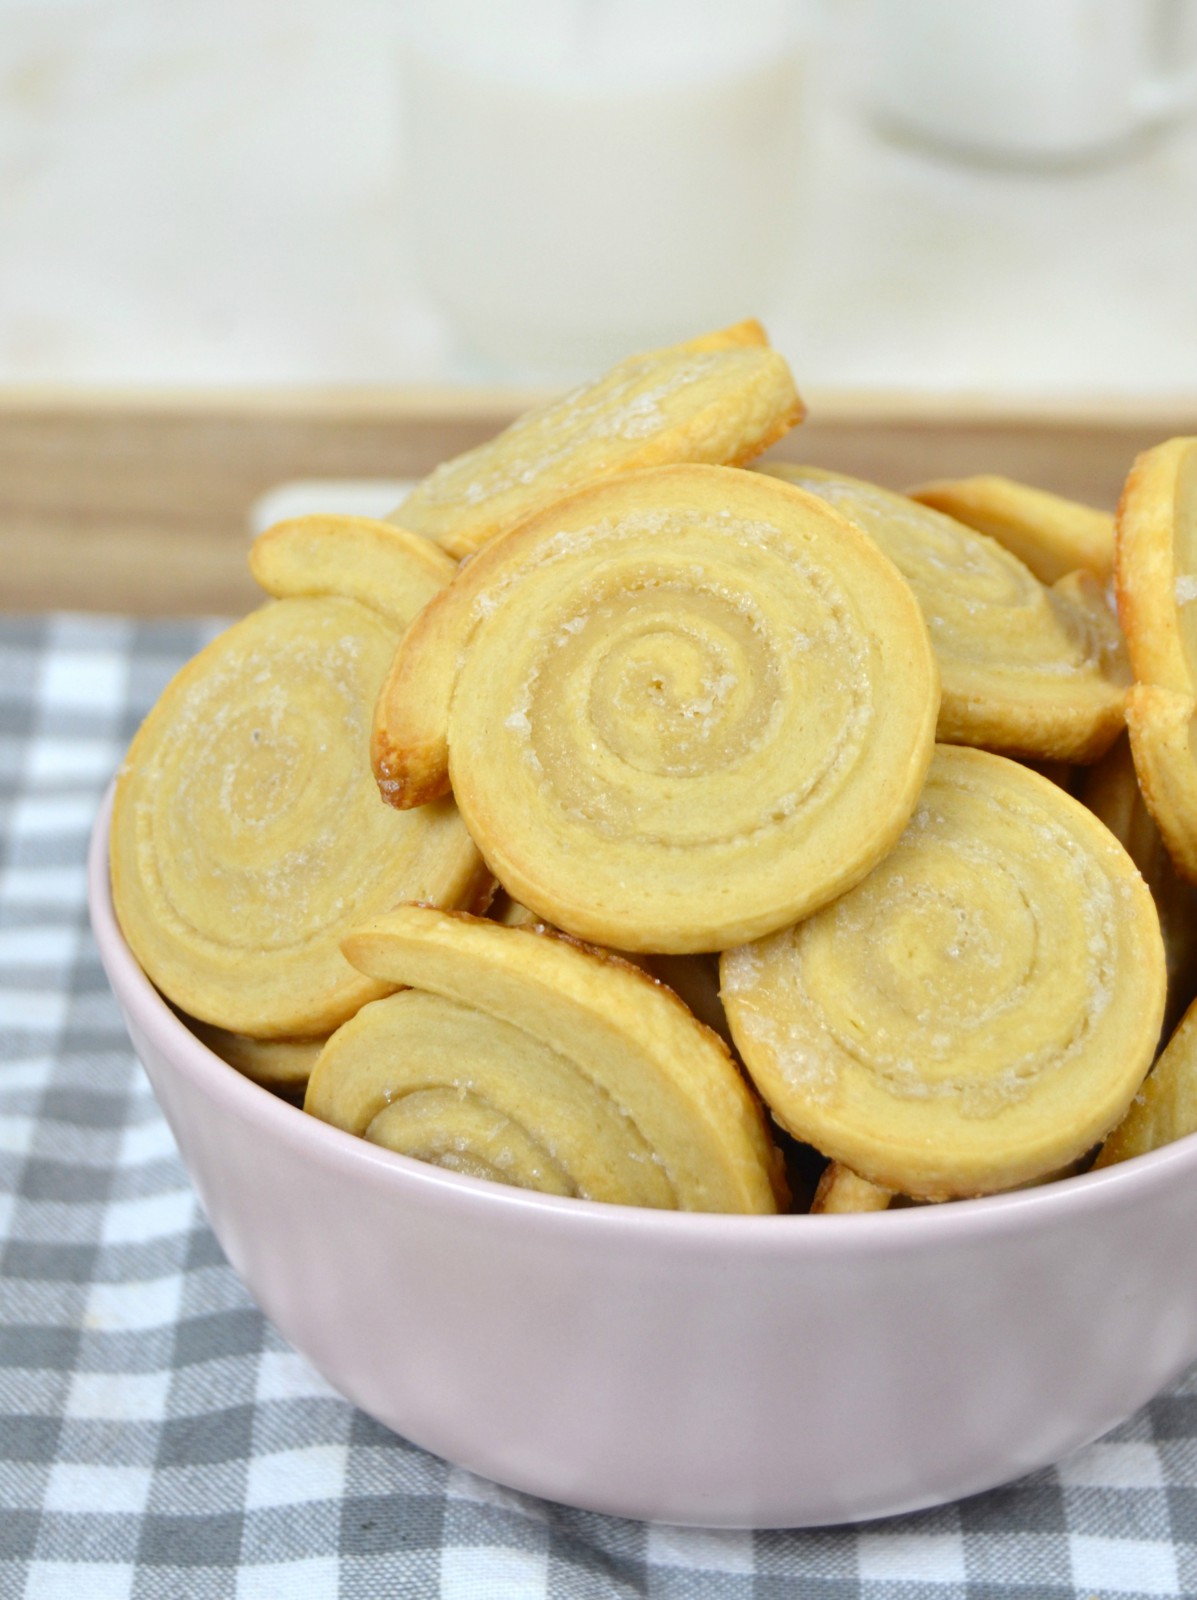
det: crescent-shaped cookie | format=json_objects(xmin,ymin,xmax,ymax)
[
  {"xmin": 907, "ymin": 474, "xmax": 1115, "ymax": 584},
  {"xmin": 391, "ymin": 323, "xmax": 804, "ymax": 559},
  {"xmin": 761, "ymin": 465, "xmax": 1128, "ymax": 762},
  {"xmin": 374, "ymin": 464, "xmax": 939, "ymax": 952},
  {"xmin": 111, "ymin": 519, "xmax": 489, "ymax": 1037},
  {"xmin": 720, "ymin": 746, "xmax": 1165, "ymax": 1200},
  {"xmin": 304, "ymin": 906, "xmax": 787, "ymax": 1213}
]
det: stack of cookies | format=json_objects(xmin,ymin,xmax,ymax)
[{"xmin": 110, "ymin": 320, "xmax": 1197, "ymax": 1214}]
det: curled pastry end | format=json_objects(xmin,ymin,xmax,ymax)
[
  {"xmin": 324, "ymin": 904, "xmax": 787, "ymax": 1214},
  {"xmin": 249, "ymin": 513, "xmax": 455, "ymax": 630}
]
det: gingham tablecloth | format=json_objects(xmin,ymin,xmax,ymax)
[{"xmin": 3, "ymin": 612, "xmax": 1197, "ymax": 1600}]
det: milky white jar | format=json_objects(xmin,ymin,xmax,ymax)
[
  {"xmin": 399, "ymin": 0, "xmax": 805, "ymax": 370},
  {"xmin": 866, "ymin": 0, "xmax": 1197, "ymax": 167}
]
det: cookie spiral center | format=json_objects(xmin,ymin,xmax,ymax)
[{"xmin": 586, "ymin": 599, "xmax": 769, "ymax": 779}]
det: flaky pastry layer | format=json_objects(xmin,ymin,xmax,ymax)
[
  {"xmin": 763, "ymin": 464, "xmax": 1129, "ymax": 762},
  {"xmin": 111, "ymin": 518, "xmax": 488, "ymax": 1037},
  {"xmin": 1096, "ymin": 995, "xmax": 1197, "ymax": 1168},
  {"xmin": 391, "ymin": 321, "xmax": 804, "ymax": 558},
  {"xmin": 1114, "ymin": 437, "xmax": 1197, "ymax": 695},
  {"xmin": 721, "ymin": 746, "xmax": 1165, "ymax": 1200},
  {"xmin": 304, "ymin": 906, "xmax": 786, "ymax": 1213},
  {"xmin": 1077, "ymin": 731, "xmax": 1197, "ymax": 1032},
  {"xmin": 908, "ymin": 474, "xmax": 1114, "ymax": 585},
  {"xmin": 375, "ymin": 464, "xmax": 940, "ymax": 952}
]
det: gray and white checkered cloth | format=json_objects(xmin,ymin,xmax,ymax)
[{"xmin": 3, "ymin": 612, "xmax": 1197, "ymax": 1599}]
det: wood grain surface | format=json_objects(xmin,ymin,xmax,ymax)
[{"xmin": 2, "ymin": 387, "xmax": 1194, "ymax": 615}]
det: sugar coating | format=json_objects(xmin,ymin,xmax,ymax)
[
  {"xmin": 475, "ymin": 504, "xmax": 876, "ymax": 849},
  {"xmin": 725, "ymin": 762, "xmax": 1125, "ymax": 1122},
  {"xmin": 786, "ymin": 471, "xmax": 1107, "ymax": 679},
  {"xmin": 135, "ymin": 618, "xmax": 399, "ymax": 954},
  {"xmin": 412, "ymin": 351, "xmax": 732, "ymax": 511}
]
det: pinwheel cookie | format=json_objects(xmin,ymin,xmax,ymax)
[
  {"xmin": 304, "ymin": 906, "xmax": 787, "ymax": 1213},
  {"xmin": 908, "ymin": 474, "xmax": 1115, "ymax": 585},
  {"xmin": 111, "ymin": 516, "xmax": 489, "ymax": 1039},
  {"xmin": 391, "ymin": 320, "xmax": 804, "ymax": 558},
  {"xmin": 761, "ymin": 465, "xmax": 1128, "ymax": 762},
  {"xmin": 720, "ymin": 746, "xmax": 1166, "ymax": 1200},
  {"xmin": 373, "ymin": 464, "xmax": 939, "ymax": 952},
  {"xmin": 1113, "ymin": 438, "xmax": 1197, "ymax": 883}
]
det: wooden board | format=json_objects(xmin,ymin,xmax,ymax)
[{"xmin": 2, "ymin": 387, "xmax": 1195, "ymax": 614}]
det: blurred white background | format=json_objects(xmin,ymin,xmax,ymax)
[{"xmin": 1, "ymin": 0, "xmax": 1196, "ymax": 393}]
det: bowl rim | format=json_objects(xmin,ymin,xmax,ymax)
[{"xmin": 88, "ymin": 783, "xmax": 1197, "ymax": 1254}]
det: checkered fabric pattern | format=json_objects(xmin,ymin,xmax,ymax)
[{"xmin": 3, "ymin": 612, "xmax": 1197, "ymax": 1600}]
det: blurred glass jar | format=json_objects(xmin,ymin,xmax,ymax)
[
  {"xmin": 399, "ymin": 0, "xmax": 806, "ymax": 371},
  {"xmin": 865, "ymin": 0, "xmax": 1197, "ymax": 168}
]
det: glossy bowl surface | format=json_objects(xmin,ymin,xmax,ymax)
[{"xmin": 89, "ymin": 790, "xmax": 1197, "ymax": 1527}]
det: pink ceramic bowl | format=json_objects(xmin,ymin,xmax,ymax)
[{"xmin": 89, "ymin": 789, "xmax": 1197, "ymax": 1528}]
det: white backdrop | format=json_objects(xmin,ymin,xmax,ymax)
[{"xmin": 0, "ymin": 0, "xmax": 1195, "ymax": 392}]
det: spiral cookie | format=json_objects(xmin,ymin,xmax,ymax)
[
  {"xmin": 908, "ymin": 474, "xmax": 1115, "ymax": 585},
  {"xmin": 720, "ymin": 746, "xmax": 1166, "ymax": 1200},
  {"xmin": 391, "ymin": 322, "xmax": 804, "ymax": 559},
  {"xmin": 111, "ymin": 520, "xmax": 489, "ymax": 1038},
  {"xmin": 374, "ymin": 465, "xmax": 939, "ymax": 952},
  {"xmin": 1112, "ymin": 439, "xmax": 1197, "ymax": 883},
  {"xmin": 762, "ymin": 465, "xmax": 1128, "ymax": 762},
  {"xmin": 304, "ymin": 906, "xmax": 786, "ymax": 1213}
]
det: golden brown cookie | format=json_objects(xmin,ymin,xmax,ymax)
[
  {"xmin": 810, "ymin": 1164, "xmax": 894, "ymax": 1214},
  {"xmin": 1114, "ymin": 436, "xmax": 1197, "ymax": 694},
  {"xmin": 391, "ymin": 323, "xmax": 804, "ymax": 558},
  {"xmin": 304, "ymin": 907, "xmax": 787, "ymax": 1213},
  {"xmin": 249, "ymin": 514, "xmax": 456, "ymax": 627},
  {"xmin": 761, "ymin": 465, "xmax": 1128, "ymax": 762},
  {"xmin": 488, "ymin": 894, "xmax": 731, "ymax": 1043},
  {"xmin": 1095, "ymin": 995, "xmax": 1197, "ymax": 1167},
  {"xmin": 374, "ymin": 464, "xmax": 939, "ymax": 952},
  {"xmin": 1111, "ymin": 438, "xmax": 1197, "ymax": 884},
  {"xmin": 1077, "ymin": 731, "xmax": 1197, "ymax": 1031},
  {"xmin": 1124, "ymin": 683, "xmax": 1197, "ymax": 885},
  {"xmin": 189, "ymin": 1022, "xmax": 325, "ymax": 1095},
  {"xmin": 111, "ymin": 522, "xmax": 489, "ymax": 1037},
  {"xmin": 720, "ymin": 746, "xmax": 1165, "ymax": 1200},
  {"xmin": 908, "ymin": 474, "xmax": 1114, "ymax": 584}
]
